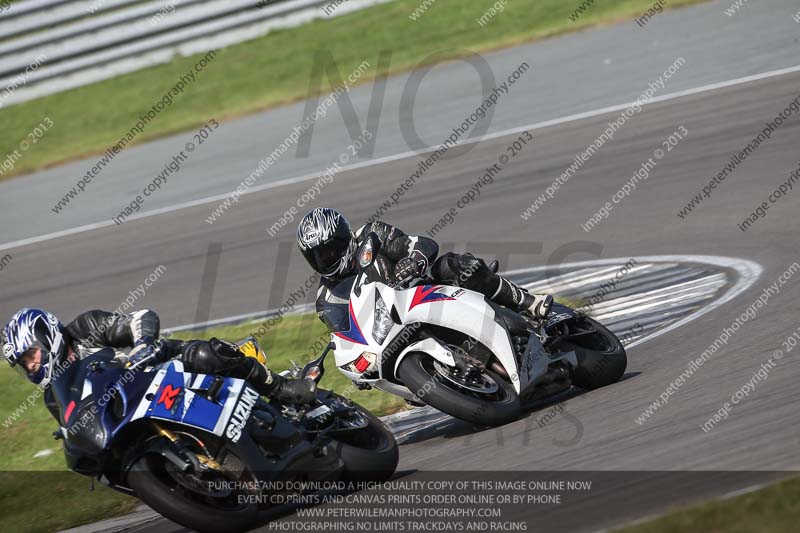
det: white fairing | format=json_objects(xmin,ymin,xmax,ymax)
[{"xmin": 331, "ymin": 281, "xmax": 522, "ymax": 393}]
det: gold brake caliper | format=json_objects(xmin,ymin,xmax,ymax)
[{"xmin": 152, "ymin": 422, "xmax": 221, "ymax": 470}]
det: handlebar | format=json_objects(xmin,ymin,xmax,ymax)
[
  {"xmin": 128, "ymin": 351, "xmax": 158, "ymax": 371},
  {"xmin": 89, "ymin": 344, "xmax": 165, "ymax": 374},
  {"xmin": 390, "ymin": 274, "xmax": 427, "ymax": 290}
]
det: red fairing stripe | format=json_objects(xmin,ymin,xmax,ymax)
[
  {"xmin": 409, "ymin": 285, "xmax": 454, "ymax": 310},
  {"xmin": 64, "ymin": 400, "xmax": 76, "ymax": 423}
]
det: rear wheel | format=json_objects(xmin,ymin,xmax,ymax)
[
  {"xmin": 127, "ymin": 448, "xmax": 258, "ymax": 533},
  {"xmin": 397, "ymin": 352, "xmax": 520, "ymax": 426},
  {"xmin": 556, "ymin": 316, "xmax": 627, "ymax": 390}
]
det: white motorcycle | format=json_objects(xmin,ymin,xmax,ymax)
[{"xmin": 305, "ymin": 234, "xmax": 627, "ymax": 426}]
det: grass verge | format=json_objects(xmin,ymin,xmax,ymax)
[
  {"xmin": 615, "ymin": 475, "xmax": 800, "ymax": 533},
  {"xmin": 1, "ymin": 0, "xmax": 707, "ymax": 180},
  {"xmin": 0, "ymin": 472, "xmax": 140, "ymax": 533}
]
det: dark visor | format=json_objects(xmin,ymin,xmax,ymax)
[{"xmin": 303, "ymin": 235, "xmax": 350, "ymax": 275}]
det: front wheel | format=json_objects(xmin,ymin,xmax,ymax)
[
  {"xmin": 329, "ymin": 395, "xmax": 398, "ymax": 482},
  {"xmin": 127, "ymin": 452, "xmax": 258, "ymax": 533},
  {"xmin": 397, "ymin": 352, "xmax": 520, "ymax": 426}
]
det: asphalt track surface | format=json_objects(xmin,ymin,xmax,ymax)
[
  {"xmin": 2, "ymin": 0, "xmax": 800, "ymax": 243},
  {"xmin": 2, "ymin": 0, "xmax": 800, "ymax": 531},
  {"xmin": 46, "ymin": 66, "xmax": 800, "ymax": 533}
]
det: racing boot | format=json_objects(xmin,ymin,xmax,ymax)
[
  {"xmin": 491, "ymin": 277, "xmax": 553, "ymax": 319},
  {"xmin": 521, "ymin": 293, "xmax": 554, "ymax": 319}
]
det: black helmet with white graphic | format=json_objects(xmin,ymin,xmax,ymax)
[{"xmin": 296, "ymin": 208, "xmax": 356, "ymax": 279}]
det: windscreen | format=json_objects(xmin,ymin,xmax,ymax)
[{"xmin": 319, "ymin": 276, "xmax": 357, "ymax": 332}]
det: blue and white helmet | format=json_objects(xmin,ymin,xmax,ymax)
[{"xmin": 3, "ymin": 308, "xmax": 66, "ymax": 386}]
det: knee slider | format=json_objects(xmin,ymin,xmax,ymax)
[
  {"xmin": 456, "ymin": 253, "xmax": 487, "ymax": 274},
  {"xmin": 209, "ymin": 337, "xmax": 243, "ymax": 359},
  {"xmin": 455, "ymin": 253, "xmax": 491, "ymax": 289},
  {"xmin": 434, "ymin": 252, "xmax": 492, "ymax": 290},
  {"xmin": 182, "ymin": 340, "xmax": 219, "ymax": 374}
]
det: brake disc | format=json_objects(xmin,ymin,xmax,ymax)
[{"xmin": 432, "ymin": 359, "xmax": 499, "ymax": 394}]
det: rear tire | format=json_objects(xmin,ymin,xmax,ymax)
[
  {"xmin": 127, "ymin": 454, "xmax": 258, "ymax": 533},
  {"xmin": 330, "ymin": 397, "xmax": 399, "ymax": 482},
  {"xmin": 397, "ymin": 352, "xmax": 520, "ymax": 426},
  {"xmin": 562, "ymin": 317, "xmax": 627, "ymax": 390}
]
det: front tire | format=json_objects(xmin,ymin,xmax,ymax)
[
  {"xmin": 397, "ymin": 352, "xmax": 520, "ymax": 426},
  {"xmin": 127, "ymin": 453, "xmax": 258, "ymax": 533}
]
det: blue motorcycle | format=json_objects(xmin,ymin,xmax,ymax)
[{"xmin": 49, "ymin": 338, "xmax": 398, "ymax": 532}]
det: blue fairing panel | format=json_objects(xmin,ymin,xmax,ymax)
[{"xmin": 128, "ymin": 362, "xmax": 245, "ymax": 436}]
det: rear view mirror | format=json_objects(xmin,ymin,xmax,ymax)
[{"xmin": 302, "ymin": 342, "xmax": 335, "ymax": 383}]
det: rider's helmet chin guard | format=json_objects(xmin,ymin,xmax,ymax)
[
  {"xmin": 3, "ymin": 308, "xmax": 67, "ymax": 387},
  {"xmin": 297, "ymin": 207, "xmax": 357, "ymax": 279}
]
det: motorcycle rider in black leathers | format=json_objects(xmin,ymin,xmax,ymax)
[
  {"xmin": 296, "ymin": 207, "xmax": 554, "ymax": 320},
  {"xmin": 2, "ymin": 307, "xmax": 317, "ymax": 423}
]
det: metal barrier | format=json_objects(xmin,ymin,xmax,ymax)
[{"xmin": 0, "ymin": 0, "xmax": 389, "ymax": 105}]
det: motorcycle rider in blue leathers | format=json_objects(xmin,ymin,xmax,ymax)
[{"xmin": 2, "ymin": 307, "xmax": 317, "ymax": 422}]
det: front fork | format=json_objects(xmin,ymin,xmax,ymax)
[{"xmin": 150, "ymin": 422, "xmax": 221, "ymax": 473}]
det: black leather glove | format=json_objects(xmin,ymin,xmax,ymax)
[{"xmin": 394, "ymin": 250, "xmax": 429, "ymax": 283}]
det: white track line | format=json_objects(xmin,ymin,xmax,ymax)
[
  {"xmin": 2, "ymin": 64, "xmax": 800, "ymax": 253},
  {"xmin": 504, "ymin": 254, "xmax": 763, "ymax": 349},
  {"xmin": 165, "ymin": 303, "xmax": 315, "ymax": 333}
]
